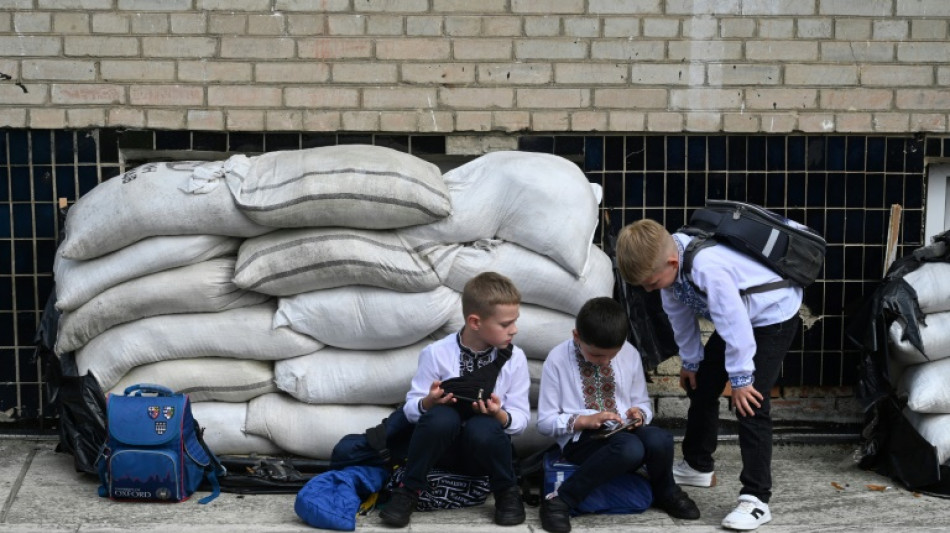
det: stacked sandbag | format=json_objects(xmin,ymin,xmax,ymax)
[
  {"xmin": 888, "ymin": 262, "xmax": 950, "ymax": 464},
  {"xmin": 58, "ymin": 160, "xmax": 272, "ymax": 260},
  {"xmin": 53, "ymin": 160, "xmax": 302, "ymax": 456},
  {"xmin": 56, "ymin": 147, "xmax": 605, "ymax": 461},
  {"xmin": 222, "ymin": 146, "xmax": 453, "ymax": 457}
]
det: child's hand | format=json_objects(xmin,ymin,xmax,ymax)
[
  {"xmin": 423, "ymin": 380, "xmax": 455, "ymax": 411},
  {"xmin": 679, "ymin": 368, "xmax": 698, "ymax": 391},
  {"xmin": 625, "ymin": 407, "xmax": 644, "ymax": 428},
  {"xmin": 474, "ymin": 392, "xmax": 503, "ymax": 415},
  {"xmin": 580, "ymin": 411, "xmax": 622, "ymax": 431},
  {"xmin": 732, "ymin": 385, "xmax": 763, "ymax": 417}
]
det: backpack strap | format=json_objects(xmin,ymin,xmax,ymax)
[
  {"xmin": 681, "ymin": 231, "xmax": 792, "ymax": 296},
  {"xmin": 193, "ymin": 420, "xmax": 227, "ymax": 504}
]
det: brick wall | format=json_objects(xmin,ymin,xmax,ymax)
[{"xmin": 2, "ymin": 0, "xmax": 950, "ymax": 135}]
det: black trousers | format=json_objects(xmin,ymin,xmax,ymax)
[
  {"xmin": 558, "ymin": 424, "xmax": 677, "ymax": 509},
  {"xmin": 682, "ymin": 314, "xmax": 801, "ymax": 503},
  {"xmin": 402, "ymin": 405, "xmax": 516, "ymax": 494}
]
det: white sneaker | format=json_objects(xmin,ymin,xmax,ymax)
[
  {"xmin": 672, "ymin": 459, "xmax": 716, "ymax": 487},
  {"xmin": 721, "ymin": 495, "xmax": 772, "ymax": 530}
]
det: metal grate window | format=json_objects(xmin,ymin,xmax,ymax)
[{"xmin": 0, "ymin": 129, "xmax": 935, "ymax": 427}]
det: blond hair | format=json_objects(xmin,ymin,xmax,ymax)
[
  {"xmin": 462, "ymin": 271, "xmax": 521, "ymax": 318},
  {"xmin": 616, "ymin": 219, "xmax": 675, "ymax": 285}
]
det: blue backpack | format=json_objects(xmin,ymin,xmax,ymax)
[{"xmin": 96, "ymin": 384, "xmax": 225, "ymax": 504}]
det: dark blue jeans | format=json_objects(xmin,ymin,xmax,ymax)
[
  {"xmin": 402, "ymin": 405, "xmax": 516, "ymax": 494},
  {"xmin": 682, "ymin": 314, "xmax": 801, "ymax": 503},
  {"xmin": 557, "ymin": 424, "xmax": 676, "ymax": 509}
]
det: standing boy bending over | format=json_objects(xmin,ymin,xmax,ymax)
[
  {"xmin": 616, "ymin": 219, "xmax": 802, "ymax": 531},
  {"xmin": 380, "ymin": 271, "xmax": 530, "ymax": 528},
  {"xmin": 537, "ymin": 297, "xmax": 699, "ymax": 533}
]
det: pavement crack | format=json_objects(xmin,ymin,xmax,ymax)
[{"xmin": 0, "ymin": 446, "xmax": 37, "ymax": 523}]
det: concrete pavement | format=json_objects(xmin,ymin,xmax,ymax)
[{"xmin": 1, "ymin": 436, "xmax": 948, "ymax": 533}]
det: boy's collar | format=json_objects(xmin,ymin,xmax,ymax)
[{"xmin": 457, "ymin": 328, "xmax": 494, "ymax": 357}]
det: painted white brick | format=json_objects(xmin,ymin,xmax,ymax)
[
  {"xmin": 630, "ymin": 64, "xmax": 704, "ymax": 85},
  {"xmin": 22, "ymin": 59, "xmax": 95, "ymax": 81},
  {"xmin": 555, "ymin": 63, "xmax": 627, "ymax": 84},
  {"xmin": 821, "ymin": 42, "xmax": 894, "ymax": 62},
  {"xmin": 603, "ymin": 17, "xmax": 640, "ymax": 38},
  {"xmin": 14, "ymin": 12, "xmax": 52, "ymax": 33},
  {"xmin": 797, "ymin": 18, "xmax": 833, "ymax": 39},
  {"xmin": 873, "ymin": 19, "xmax": 908, "ymax": 41},
  {"xmin": 820, "ymin": 0, "xmax": 893, "ymax": 17},
  {"xmin": 912, "ymin": 19, "xmax": 947, "ymax": 40},
  {"xmin": 591, "ymin": 40, "xmax": 664, "ymax": 61},
  {"xmin": 515, "ymin": 39, "xmax": 587, "ymax": 60},
  {"xmin": 740, "ymin": 0, "xmax": 815, "ymax": 15},
  {"xmin": 400, "ymin": 63, "xmax": 473, "ymax": 85},
  {"xmin": 898, "ymin": 42, "xmax": 950, "ymax": 62},
  {"xmin": 588, "ymin": 0, "xmax": 661, "ymax": 14},
  {"xmin": 478, "ymin": 63, "xmax": 551, "ymax": 84},
  {"xmin": 511, "ymin": 0, "xmax": 584, "ymax": 14},
  {"xmin": 666, "ymin": 0, "xmax": 740, "ymax": 15},
  {"xmin": 525, "ymin": 16, "xmax": 561, "ymax": 37},
  {"xmin": 642, "ymin": 18, "xmax": 680, "ymax": 38}
]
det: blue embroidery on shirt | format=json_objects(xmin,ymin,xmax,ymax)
[
  {"xmin": 673, "ymin": 237, "xmax": 712, "ymax": 321},
  {"xmin": 731, "ymin": 375, "xmax": 754, "ymax": 388},
  {"xmin": 682, "ymin": 361, "xmax": 701, "ymax": 372}
]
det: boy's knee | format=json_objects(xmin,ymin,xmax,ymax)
[
  {"xmin": 608, "ymin": 434, "xmax": 646, "ymax": 468},
  {"xmin": 420, "ymin": 405, "xmax": 462, "ymax": 434}
]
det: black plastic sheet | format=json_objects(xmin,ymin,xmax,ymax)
[{"xmin": 847, "ymin": 230, "xmax": 950, "ymax": 495}]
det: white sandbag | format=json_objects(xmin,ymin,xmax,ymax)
[
  {"xmin": 275, "ymin": 341, "xmax": 425, "ymax": 405},
  {"xmin": 108, "ymin": 358, "xmax": 278, "ymax": 403},
  {"xmin": 226, "ymin": 144, "xmax": 450, "ymax": 230},
  {"xmin": 515, "ymin": 304, "xmax": 576, "ymax": 361},
  {"xmin": 57, "ymin": 258, "xmax": 269, "ymax": 354},
  {"xmin": 898, "ymin": 357, "xmax": 950, "ymax": 414},
  {"xmin": 512, "ymin": 409, "xmax": 557, "ymax": 457},
  {"xmin": 903, "ymin": 262, "xmax": 950, "ymax": 314},
  {"xmin": 401, "ymin": 151, "xmax": 601, "ymax": 276},
  {"xmin": 904, "ymin": 409, "xmax": 950, "ymax": 464},
  {"xmin": 245, "ymin": 393, "xmax": 393, "ymax": 459},
  {"xmin": 234, "ymin": 227, "xmax": 440, "ymax": 296},
  {"xmin": 888, "ymin": 311, "xmax": 950, "ymax": 365},
  {"xmin": 76, "ymin": 302, "xmax": 325, "ymax": 391},
  {"xmin": 528, "ymin": 359, "xmax": 543, "ymax": 409},
  {"xmin": 58, "ymin": 161, "xmax": 271, "ymax": 260},
  {"xmin": 191, "ymin": 401, "xmax": 284, "ymax": 456},
  {"xmin": 274, "ymin": 286, "xmax": 460, "ymax": 350},
  {"xmin": 54, "ymin": 234, "xmax": 242, "ymax": 312},
  {"xmin": 435, "ymin": 240, "xmax": 614, "ymax": 315}
]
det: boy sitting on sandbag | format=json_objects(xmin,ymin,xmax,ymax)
[{"xmin": 380, "ymin": 272, "xmax": 531, "ymax": 528}]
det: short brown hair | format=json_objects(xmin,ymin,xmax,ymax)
[
  {"xmin": 616, "ymin": 219, "xmax": 674, "ymax": 285},
  {"xmin": 462, "ymin": 271, "xmax": 521, "ymax": 318}
]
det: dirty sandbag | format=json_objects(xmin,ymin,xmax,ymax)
[
  {"xmin": 605, "ymin": 210, "xmax": 679, "ymax": 373},
  {"xmin": 34, "ymin": 289, "xmax": 107, "ymax": 475}
]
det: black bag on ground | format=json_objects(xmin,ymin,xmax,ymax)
[
  {"xmin": 680, "ymin": 199, "xmax": 826, "ymax": 294},
  {"xmin": 330, "ymin": 407, "xmax": 414, "ymax": 470}
]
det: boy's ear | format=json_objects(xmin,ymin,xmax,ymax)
[
  {"xmin": 465, "ymin": 313, "xmax": 481, "ymax": 331},
  {"xmin": 571, "ymin": 329, "xmax": 580, "ymax": 343}
]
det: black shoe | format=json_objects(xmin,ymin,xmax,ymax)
[
  {"xmin": 493, "ymin": 485, "xmax": 526, "ymax": 526},
  {"xmin": 380, "ymin": 486, "xmax": 418, "ymax": 528},
  {"xmin": 655, "ymin": 486, "xmax": 701, "ymax": 520},
  {"xmin": 540, "ymin": 495, "xmax": 572, "ymax": 533}
]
